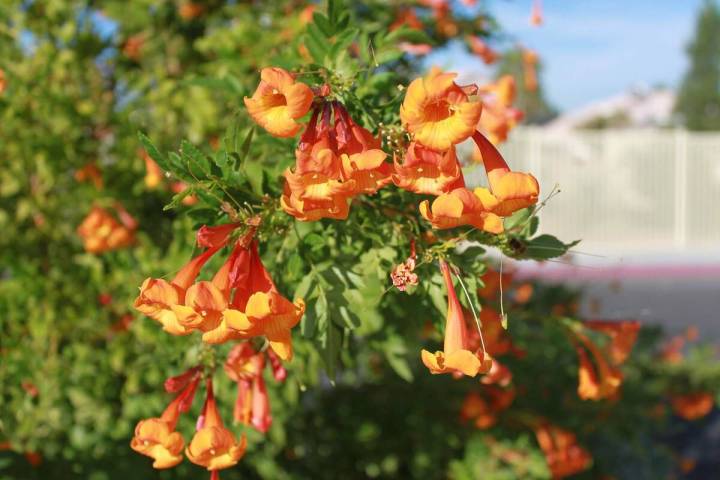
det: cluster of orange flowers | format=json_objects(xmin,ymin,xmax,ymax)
[
  {"xmin": 131, "ymin": 223, "xmax": 302, "ymax": 475},
  {"xmin": 244, "ymin": 66, "xmax": 537, "ymax": 228},
  {"xmin": 77, "ymin": 204, "xmax": 137, "ymax": 253},
  {"xmin": 134, "ymin": 223, "xmax": 304, "ymax": 358},
  {"xmin": 245, "ymin": 67, "xmax": 391, "ymax": 221}
]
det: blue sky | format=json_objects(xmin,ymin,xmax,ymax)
[{"xmin": 437, "ymin": 0, "xmax": 706, "ymax": 111}]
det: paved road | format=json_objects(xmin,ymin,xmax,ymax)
[{"xmin": 512, "ymin": 252, "xmax": 720, "ymax": 338}]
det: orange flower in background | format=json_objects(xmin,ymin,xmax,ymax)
[
  {"xmin": 514, "ymin": 283, "xmax": 534, "ymax": 304},
  {"xmin": 390, "ymin": 8, "xmax": 424, "ymax": 31},
  {"xmin": 530, "ymin": 0, "xmax": 544, "ymax": 26},
  {"xmin": 478, "ymin": 268, "xmax": 513, "ymax": 300},
  {"xmin": 142, "ymin": 150, "xmax": 163, "ymax": 188},
  {"xmin": 419, "ymin": 187, "xmax": 503, "ymax": 233},
  {"xmin": 77, "ymin": 204, "xmax": 137, "ymax": 253},
  {"xmin": 461, "ymin": 386, "xmax": 515, "ymax": 429},
  {"xmin": 400, "ymin": 68, "xmax": 483, "ymax": 151},
  {"xmin": 472, "ymin": 131, "xmax": 539, "ymax": 216},
  {"xmin": 244, "ymin": 67, "xmax": 314, "ymax": 138},
  {"xmin": 573, "ymin": 331, "xmax": 623, "ymax": 401},
  {"xmin": 534, "ymin": 422, "xmax": 592, "ymax": 479},
  {"xmin": 298, "ymin": 5, "xmax": 315, "ymax": 24},
  {"xmin": 584, "ymin": 320, "xmax": 640, "ymax": 365},
  {"xmin": 467, "ymin": 36, "xmax": 498, "ymax": 64},
  {"xmin": 522, "ymin": 48, "xmax": 539, "ymax": 91},
  {"xmin": 477, "ymin": 76, "xmax": 525, "ymax": 145},
  {"xmin": 481, "ymin": 359, "xmax": 513, "ymax": 387},
  {"xmin": 421, "ymin": 260, "xmax": 493, "ymax": 377},
  {"xmin": 671, "ymin": 392, "xmax": 715, "ymax": 421},
  {"xmin": 131, "ymin": 376, "xmax": 199, "ymax": 469},
  {"xmin": 123, "ymin": 33, "xmax": 145, "ymax": 61},
  {"xmin": 393, "ymin": 142, "xmax": 465, "ymax": 195},
  {"xmin": 476, "ymin": 307, "xmax": 514, "ymax": 357},
  {"xmin": 660, "ymin": 335, "xmax": 685, "ymax": 364},
  {"xmin": 170, "ymin": 181, "xmax": 198, "ymax": 206},
  {"xmin": 187, "ymin": 382, "xmax": 246, "ymax": 471},
  {"xmin": 178, "ymin": 2, "xmax": 204, "ymax": 20},
  {"xmin": 0, "ymin": 68, "xmax": 6, "ymax": 95},
  {"xmin": 74, "ymin": 162, "xmax": 104, "ymax": 189}
]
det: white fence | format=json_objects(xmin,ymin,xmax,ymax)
[{"xmin": 463, "ymin": 127, "xmax": 720, "ymax": 253}]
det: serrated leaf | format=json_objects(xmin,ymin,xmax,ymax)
[{"xmin": 138, "ymin": 132, "xmax": 170, "ymax": 172}]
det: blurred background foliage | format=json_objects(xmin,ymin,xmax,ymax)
[{"xmin": 1, "ymin": 1, "xmax": 719, "ymax": 479}]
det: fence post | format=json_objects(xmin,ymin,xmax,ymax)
[{"xmin": 674, "ymin": 129, "xmax": 688, "ymax": 250}]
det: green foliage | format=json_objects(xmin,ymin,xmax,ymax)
[{"xmin": 676, "ymin": 0, "xmax": 720, "ymax": 130}]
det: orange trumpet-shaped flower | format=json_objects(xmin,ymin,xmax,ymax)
[
  {"xmin": 187, "ymin": 382, "xmax": 246, "ymax": 471},
  {"xmin": 400, "ymin": 68, "xmax": 483, "ymax": 151},
  {"xmin": 467, "ymin": 36, "xmax": 498, "ymax": 64},
  {"xmin": 584, "ymin": 320, "xmax": 640, "ymax": 365},
  {"xmin": 392, "ymin": 142, "xmax": 464, "ymax": 195},
  {"xmin": 472, "ymin": 131, "xmax": 539, "ymax": 216},
  {"xmin": 281, "ymin": 183, "xmax": 351, "ymax": 222},
  {"xmin": 74, "ymin": 162, "xmax": 104, "ymax": 189},
  {"xmin": 671, "ymin": 392, "xmax": 715, "ymax": 421},
  {"xmin": 221, "ymin": 242, "xmax": 304, "ymax": 360},
  {"xmin": 134, "ymin": 238, "xmax": 226, "ymax": 335},
  {"xmin": 421, "ymin": 261, "xmax": 493, "ymax": 377},
  {"xmin": 131, "ymin": 380, "xmax": 198, "ymax": 469},
  {"xmin": 574, "ymin": 332, "xmax": 623, "ymax": 401},
  {"xmin": 77, "ymin": 204, "xmax": 137, "ymax": 253},
  {"xmin": 284, "ymin": 168, "xmax": 356, "ymax": 202},
  {"xmin": 530, "ymin": 0, "xmax": 544, "ymax": 26},
  {"xmin": 224, "ymin": 344, "xmax": 273, "ymax": 433},
  {"xmin": 419, "ymin": 187, "xmax": 504, "ymax": 233},
  {"xmin": 340, "ymin": 149, "xmax": 393, "ymax": 195},
  {"xmin": 244, "ymin": 67, "xmax": 314, "ymax": 138},
  {"xmin": 534, "ymin": 422, "xmax": 592, "ymax": 479},
  {"xmin": 460, "ymin": 386, "xmax": 515, "ymax": 429}
]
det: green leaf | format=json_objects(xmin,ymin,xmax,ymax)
[
  {"xmin": 180, "ymin": 140, "xmax": 210, "ymax": 179},
  {"xmin": 163, "ymin": 187, "xmax": 194, "ymax": 211},
  {"xmin": 138, "ymin": 132, "xmax": 170, "ymax": 172},
  {"xmin": 524, "ymin": 235, "xmax": 580, "ymax": 260},
  {"xmin": 312, "ymin": 12, "xmax": 334, "ymax": 36},
  {"xmin": 503, "ymin": 207, "xmax": 533, "ymax": 231}
]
